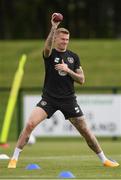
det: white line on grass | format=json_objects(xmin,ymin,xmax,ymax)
[
  {"xmin": 21, "ymin": 155, "xmax": 95, "ymax": 160},
  {"xmin": 20, "ymin": 154, "xmax": 121, "ymax": 160}
]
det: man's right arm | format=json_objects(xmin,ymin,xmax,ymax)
[{"xmin": 43, "ymin": 15, "xmax": 60, "ymax": 58}]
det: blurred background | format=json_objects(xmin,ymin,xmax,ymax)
[
  {"xmin": 0, "ymin": 0, "xmax": 121, "ymax": 141},
  {"xmin": 1, "ymin": 0, "xmax": 121, "ymax": 39}
]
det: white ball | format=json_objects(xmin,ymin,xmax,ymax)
[{"xmin": 28, "ymin": 134, "xmax": 36, "ymax": 145}]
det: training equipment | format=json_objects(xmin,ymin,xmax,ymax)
[
  {"xmin": 53, "ymin": 13, "xmax": 63, "ymax": 22},
  {"xmin": 26, "ymin": 164, "xmax": 41, "ymax": 170},
  {"xmin": 0, "ymin": 54, "xmax": 27, "ymax": 144},
  {"xmin": 0, "ymin": 154, "xmax": 10, "ymax": 159},
  {"xmin": 58, "ymin": 171, "xmax": 75, "ymax": 178},
  {"xmin": 28, "ymin": 134, "xmax": 36, "ymax": 145},
  {"xmin": 103, "ymin": 159, "xmax": 119, "ymax": 167},
  {"xmin": 0, "ymin": 143, "xmax": 9, "ymax": 148},
  {"xmin": 8, "ymin": 159, "xmax": 17, "ymax": 168}
]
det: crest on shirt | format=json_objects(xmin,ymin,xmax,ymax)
[
  {"xmin": 67, "ymin": 57, "xmax": 74, "ymax": 64},
  {"xmin": 54, "ymin": 57, "xmax": 60, "ymax": 63},
  {"xmin": 40, "ymin": 100, "xmax": 47, "ymax": 106}
]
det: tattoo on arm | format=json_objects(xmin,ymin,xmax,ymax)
[
  {"xmin": 68, "ymin": 67, "xmax": 85, "ymax": 84},
  {"xmin": 44, "ymin": 27, "xmax": 56, "ymax": 57}
]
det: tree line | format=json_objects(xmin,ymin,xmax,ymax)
[{"xmin": 0, "ymin": 0, "xmax": 121, "ymax": 39}]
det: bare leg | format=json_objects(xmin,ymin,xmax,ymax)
[
  {"xmin": 69, "ymin": 116, "xmax": 120, "ymax": 167},
  {"xmin": 69, "ymin": 116, "xmax": 102, "ymax": 154},
  {"xmin": 16, "ymin": 106, "xmax": 47, "ymax": 149},
  {"xmin": 8, "ymin": 107, "xmax": 48, "ymax": 168}
]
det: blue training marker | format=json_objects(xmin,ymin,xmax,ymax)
[
  {"xmin": 26, "ymin": 163, "xmax": 41, "ymax": 170},
  {"xmin": 58, "ymin": 171, "xmax": 75, "ymax": 178}
]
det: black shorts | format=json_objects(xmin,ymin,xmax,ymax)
[{"xmin": 36, "ymin": 96, "xmax": 83, "ymax": 119}]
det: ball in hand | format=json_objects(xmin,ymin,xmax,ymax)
[{"xmin": 52, "ymin": 13, "xmax": 63, "ymax": 22}]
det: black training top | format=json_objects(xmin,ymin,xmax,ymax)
[{"xmin": 42, "ymin": 48, "xmax": 81, "ymax": 99}]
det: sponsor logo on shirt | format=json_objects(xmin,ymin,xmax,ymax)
[
  {"xmin": 54, "ymin": 57, "xmax": 60, "ymax": 63},
  {"xmin": 58, "ymin": 70, "xmax": 67, "ymax": 76},
  {"xmin": 54, "ymin": 57, "xmax": 68, "ymax": 76}
]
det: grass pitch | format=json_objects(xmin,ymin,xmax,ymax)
[{"xmin": 0, "ymin": 138, "xmax": 121, "ymax": 179}]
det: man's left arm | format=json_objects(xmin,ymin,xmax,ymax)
[
  {"xmin": 68, "ymin": 66, "xmax": 85, "ymax": 84},
  {"xmin": 55, "ymin": 60, "xmax": 85, "ymax": 84}
]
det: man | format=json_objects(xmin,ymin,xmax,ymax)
[{"xmin": 8, "ymin": 14, "xmax": 119, "ymax": 168}]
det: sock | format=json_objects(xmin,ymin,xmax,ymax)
[
  {"xmin": 11, "ymin": 147, "xmax": 22, "ymax": 161},
  {"xmin": 97, "ymin": 151, "xmax": 108, "ymax": 163}
]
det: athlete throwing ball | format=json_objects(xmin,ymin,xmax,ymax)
[{"xmin": 8, "ymin": 13, "xmax": 119, "ymax": 168}]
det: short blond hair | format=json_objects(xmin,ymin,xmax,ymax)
[{"xmin": 56, "ymin": 28, "xmax": 70, "ymax": 35}]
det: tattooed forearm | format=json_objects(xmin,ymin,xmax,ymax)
[
  {"xmin": 44, "ymin": 27, "xmax": 57, "ymax": 57},
  {"xmin": 68, "ymin": 68, "xmax": 85, "ymax": 84},
  {"xmin": 47, "ymin": 28, "xmax": 56, "ymax": 47}
]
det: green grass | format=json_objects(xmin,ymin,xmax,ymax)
[
  {"xmin": 0, "ymin": 39, "xmax": 121, "ymax": 88},
  {"xmin": 0, "ymin": 138, "xmax": 121, "ymax": 179}
]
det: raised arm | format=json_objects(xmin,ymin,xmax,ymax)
[{"xmin": 43, "ymin": 15, "xmax": 60, "ymax": 58}]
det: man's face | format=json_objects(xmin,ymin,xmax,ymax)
[{"xmin": 54, "ymin": 33, "xmax": 69, "ymax": 51}]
